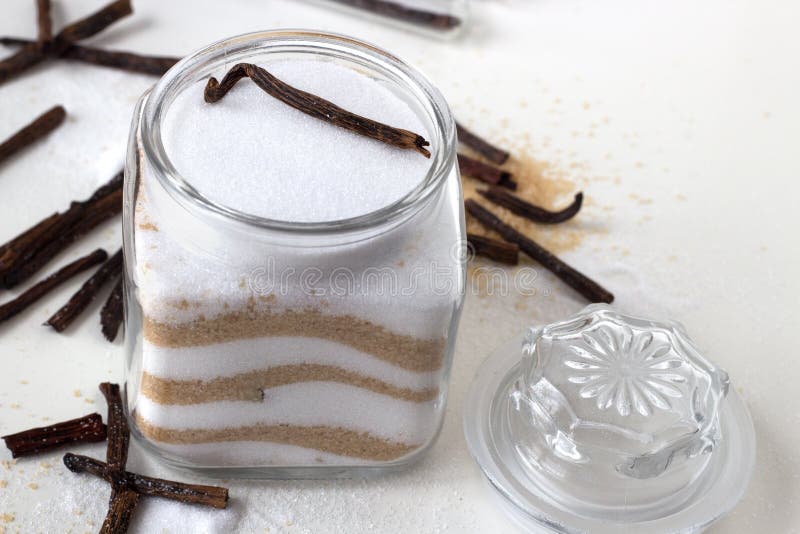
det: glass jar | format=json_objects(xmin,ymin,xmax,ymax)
[
  {"xmin": 122, "ymin": 30, "xmax": 465, "ymax": 478},
  {"xmin": 304, "ymin": 0, "xmax": 470, "ymax": 40}
]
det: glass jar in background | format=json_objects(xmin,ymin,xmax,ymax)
[
  {"xmin": 303, "ymin": 0, "xmax": 470, "ymax": 39},
  {"xmin": 122, "ymin": 30, "xmax": 465, "ymax": 478}
]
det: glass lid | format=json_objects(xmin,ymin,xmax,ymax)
[{"xmin": 463, "ymin": 304, "xmax": 756, "ymax": 533}]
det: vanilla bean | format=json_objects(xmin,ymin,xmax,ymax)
[
  {"xmin": 0, "ymin": 212, "xmax": 60, "ymax": 264},
  {"xmin": 103, "ymin": 489, "xmax": 140, "ymax": 534},
  {"xmin": 46, "ymin": 249, "xmax": 122, "ymax": 332},
  {"xmin": 100, "ymin": 276, "xmax": 123, "ymax": 342},
  {"xmin": 2, "ymin": 413, "xmax": 106, "ymax": 458},
  {"xmin": 36, "ymin": 0, "xmax": 53, "ymax": 45},
  {"xmin": 0, "ymin": 105, "xmax": 66, "ymax": 166},
  {"xmin": 478, "ymin": 188, "xmax": 584, "ymax": 224},
  {"xmin": 325, "ymin": 0, "xmax": 461, "ymax": 29},
  {"xmin": 0, "ymin": 249, "xmax": 108, "ymax": 324},
  {"xmin": 0, "ymin": 37, "xmax": 180, "ymax": 76},
  {"xmin": 0, "ymin": 0, "xmax": 132, "ymax": 86},
  {"xmin": 0, "ymin": 172, "xmax": 121, "ymax": 286},
  {"xmin": 455, "ymin": 123, "xmax": 510, "ymax": 165},
  {"xmin": 465, "ymin": 200, "xmax": 614, "ymax": 303},
  {"xmin": 99, "ymin": 382, "xmax": 128, "ymax": 470},
  {"xmin": 98, "ymin": 381, "xmax": 136, "ymax": 533},
  {"xmin": 467, "ymin": 233, "xmax": 519, "ymax": 265},
  {"xmin": 205, "ymin": 63, "xmax": 431, "ymax": 157},
  {"xmin": 48, "ymin": 0, "xmax": 132, "ymax": 54},
  {"xmin": 458, "ymin": 154, "xmax": 516, "ymax": 189},
  {"xmin": 64, "ymin": 383, "xmax": 229, "ymax": 533},
  {"xmin": 63, "ymin": 454, "xmax": 229, "ymax": 508},
  {"xmin": 2, "ymin": 187, "xmax": 122, "ymax": 289},
  {"xmin": 0, "ymin": 42, "xmax": 45, "ymax": 85}
]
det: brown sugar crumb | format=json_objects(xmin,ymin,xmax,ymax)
[
  {"xmin": 0, "ymin": 514, "xmax": 13, "ymax": 523},
  {"xmin": 9, "ymin": 404, "xmax": 20, "ymax": 410},
  {"xmin": 73, "ymin": 389, "xmax": 82, "ymax": 398},
  {"xmin": 0, "ymin": 480, "xmax": 7, "ymax": 489},
  {"xmin": 26, "ymin": 483, "xmax": 38, "ymax": 490},
  {"xmin": 137, "ymin": 221, "xmax": 159, "ymax": 232}
]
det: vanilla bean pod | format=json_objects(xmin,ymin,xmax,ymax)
[
  {"xmin": 46, "ymin": 249, "xmax": 123, "ymax": 332},
  {"xmin": 2, "ymin": 413, "xmax": 106, "ymax": 458},
  {"xmin": 63, "ymin": 383, "xmax": 229, "ymax": 533},
  {"xmin": 478, "ymin": 187, "xmax": 584, "ymax": 224},
  {"xmin": 0, "ymin": 171, "xmax": 123, "ymax": 288},
  {"xmin": 467, "ymin": 233, "xmax": 519, "ymax": 265},
  {"xmin": 100, "ymin": 276, "xmax": 123, "ymax": 342},
  {"xmin": 0, "ymin": 105, "xmax": 65, "ymax": 166},
  {"xmin": 2, "ymin": 188, "xmax": 122, "ymax": 289},
  {"xmin": 0, "ymin": 249, "xmax": 108, "ymax": 324},
  {"xmin": 0, "ymin": 0, "xmax": 132, "ymax": 85},
  {"xmin": 455, "ymin": 122, "xmax": 510, "ymax": 165},
  {"xmin": 204, "ymin": 62, "xmax": 431, "ymax": 157},
  {"xmin": 0, "ymin": 37, "xmax": 180, "ymax": 76},
  {"xmin": 465, "ymin": 200, "xmax": 613, "ymax": 303},
  {"xmin": 458, "ymin": 154, "xmax": 516, "ymax": 189}
]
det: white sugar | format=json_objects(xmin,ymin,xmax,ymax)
[{"xmin": 162, "ymin": 59, "xmax": 432, "ymax": 222}]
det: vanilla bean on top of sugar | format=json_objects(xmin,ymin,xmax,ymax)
[
  {"xmin": 204, "ymin": 63, "xmax": 431, "ymax": 158},
  {"xmin": 0, "ymin": 0, "xmax": 133, "ymax": 86}
]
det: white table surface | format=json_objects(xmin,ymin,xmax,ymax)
[{"xmin": 1, "ymin": 0, "xmax": 798, "ymax": 532}]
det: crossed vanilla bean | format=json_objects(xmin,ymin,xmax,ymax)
[
  {"xmin": 0, "ymin": 36, "xmax": 180, "ymax": 76},
  {"xmin": 62, "ymin": 383, "xmax": 229, "ymax": 533},
  {"xmin": 204, "ymin": 63, "xmax": 431, "ymax": 158},
  {"xmin": 0, "ymin": 0, "xmax": 132, "ymax": 86},
  {"xmin": 36, "ymin": 0, "xmax": 53, "ymax": 45},
  {"xmin": 2, "ymin": 413, "xmax": 106, "ymax": 458},
  {"xmin": 0, "ymin": 105, "xmax": 65, "ymax": 167},
  {"xmin": 466, "ymin": 200, "xmax": 614, "ymax": 303},
  {"xmin": 478, "ymin": 187, "xmax": 584, "ymax": 224}
]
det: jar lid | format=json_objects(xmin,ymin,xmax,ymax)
[{"xmin": 463, "ymin": 304, "xmax": 755, "ymax": 533}]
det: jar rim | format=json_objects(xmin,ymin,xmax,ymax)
[{"xmin": 140, "ymin": 29, "xmax": 457, "ymax": 237}]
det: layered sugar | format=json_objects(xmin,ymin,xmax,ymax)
[{"xmin": 130, "ymin": 55, "xmax": 462, "ymax": 465}]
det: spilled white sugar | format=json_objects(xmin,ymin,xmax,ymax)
[{"xmin": 162, "ymin": 59, "xmax": 433, "ymax": 222}]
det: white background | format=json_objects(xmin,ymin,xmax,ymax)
[{"xmin": 0, "ymin": 0, "xmax": 798, "ymax": 532}]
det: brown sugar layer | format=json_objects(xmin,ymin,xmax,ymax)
[
  {"xmin": 142, "ymin": 308, "xmax": 446, "ymax": 372},
  {"xmin": 141, "ymin": 365, "xmax": 439, "ymax": 405},
  {"xmin": 134, "ymin": 416, "xmax": 417, "ymax": 462}
]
